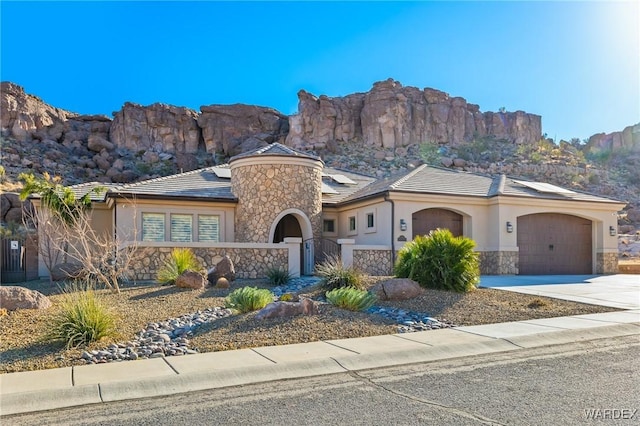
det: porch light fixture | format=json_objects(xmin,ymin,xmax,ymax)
[
  {"xmin": 506, "ymin": 221, "xmax": 513, "ymax": 233},
  {"xmin": 609, "ymin": 225, "xmax": 616, "ymax": 236},
  {"xmin": 399, "ymin": 219, "xmax": 407, "ymax": 231}
]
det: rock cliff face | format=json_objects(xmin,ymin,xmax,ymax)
[
  {"xmin": 286, "ymin": 79, "xmax": 542, "ymax": 150},
  {"xmin": 585, "ymin": 124, "xmax": 640, "ymax": 153},
  {"xmin": 198, "ymin": 104, "xmax": 288, "ymax": 156},
  {"xmin": 110, "ymin": 102, "xmax": 202, "ymax": 153},
  {"xmin": 0, "ymin": 82, "xmax": 76, "ymax": 142}
]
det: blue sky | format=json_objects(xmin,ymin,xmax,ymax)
[{"xmin": 1, "ymin": 1, "xmax": 638, "ymax": 142}]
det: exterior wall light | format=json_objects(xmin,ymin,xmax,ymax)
[
  {"xmin": 609, "ymin": 225, "xmax": 616, "ymax": 236},
  {"xmin": 506, "ymin": 221, "xmax": 513, "ymax": 233},
  {"xmin": 399, "ymin": 219, "xmax": 407, "ymax": 231}
]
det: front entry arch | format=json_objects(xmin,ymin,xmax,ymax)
[
  {"xmin": 412, "ymin": 208, "xmax": 463, "ymax": 239},
  {"xmin": 270, "ymin": 209, "xmax": 314, "ymax": 275}
]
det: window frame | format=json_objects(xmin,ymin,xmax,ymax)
[
  {"xmin": 170, "ymin": 213, "xmax": 193, "ymax": 242},
  {"xmin": 141, "ymin": 212, "xmax": 166, "ymax": 242},
  {"xmin": 197, "ymin": 214, "xmax": 220, "ymax": 242},
  {"xmin": 364, "ymin": 209, "xmax": 377, "ymax": 234},
  {"xmin": 347, "ymin": 215, "xmax": 357, "ymax": 236}
]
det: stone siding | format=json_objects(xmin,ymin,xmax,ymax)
[
  {"xmin": 130, "ymin": 246, "xmax": 289, "ymax": 281},
  {"xmin": 479, "ymin": 251, "xmax": 518, "ymax": 275},
  {"xmin": 353, "ymin": 249, "xmax": 393, "ymax": 276},
  {"xmin": 596, "ymin": 252, "xmax": 618, "ymax": 274},
  {"xmin": 231, "ymin": 162, "xmax": 322, "ymax": 243}
]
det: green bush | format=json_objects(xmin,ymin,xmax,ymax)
[
  {"xmin": 315, "ymin": 255, "xmax": 364, "ymax": 290},
  {"xmin": 48, "ymin": 281, "xmax": 117, "ymax": 348},
  {"xmin": 157, "ymin": 248, "xmax": 202, "ymax": 285},
  {"xmin": 225, "ymin": 287, "xmax": 274, "ymax": 313},
  {"xmin": 266, "ymin": 266, "xmax": 292, "ymax": 286},
  {"xmin": 325, "ymin": 287, "xmax": 377, "ymax": 312},
  {"xmin": 394, "ymin": 229, "xmax": 480, "ymax": 293}
]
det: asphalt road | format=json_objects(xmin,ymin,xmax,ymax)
[{"xmin": 7, "ymin": 335, "xmax": 639, "ymax": 426}]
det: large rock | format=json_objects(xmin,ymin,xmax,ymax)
[
  {"xmin": 62, "ymin": 114, "xmax": 112, "ymax": 145},
  {"xmin": 198, "ymin": 104, "xmax": 289, "ymax": 156},
  {"xmin": 585, "ymin": 124, "xmax": 640, "ymax": 154},
  {"xmin": 110, "ymin": 102, "xmax": 202, "ymax": 154},
  {"xmin": 0, "ymin": 82, "xmax": 75, "ymax": 141},
  {"xmin": 286, "ymin": 78, "xmax": 542, "ymax": 150},
  {"xmin": 175, "ymin": 271, "xmax": 206, "ymax": 290},
  {"xmin": 255, "ymin": 297, "xmax": 318, "ymax": 320},
  {"xmin": 0, "ymin": 286, "xmax": 52, "ymax": 310},
  {"xmin": 207, "ymin": 255, "xmax": 236, "ymax": 284},
  {"xmin": 372, "ymin": 278, "xmax": 423, "ymax": 301}
]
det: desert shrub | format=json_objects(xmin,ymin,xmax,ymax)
[
  {"xmin": 157, "ymin": 248, "xmax": 201, "ymax": 285},
  {"xmin": 48, "ymin": 281, "xmax": 117, "ymax": 348},
  {"xmin": 394, "ymin": 229, "xmax": 480, "ymax": 293},
  {"xmin": 325, "ymin": 287, "xmax": 377, "ymax": 312},
  {"xmin": 225, "ymin": 287, "xmax": 274, "ymax": 313},
  {"xmin": 419, "ymin": 141, "xmax": 441, "ymax": 165},
  {"xmin": 266, "ymin": 266, "xmax": 292, "ymax": 286},
  {"xmin": 315, "ymin": 255, "xmax": 364, "ymax": 290}
]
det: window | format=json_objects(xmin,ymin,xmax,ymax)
[
  {"xmin": 367, "ymin": 212, "xmax": 374, "ymax": 228},
  {"xmin": 198, "ymin": 215, "xmax": 220, "ymax": 242},
  {"xmin": 171, "ymin": 214, "xmax": 193, "ymax": 242},
  {"xmin": 142, "ymin": 213, "xmax": 165, "ymax": 242},
  {"xmin": 323, "ymin": 219, "xmax": 335, "ymax": 233},
  {"xmin": 348, "ymin": 216, "xmax": 356, "ymax": 233}
]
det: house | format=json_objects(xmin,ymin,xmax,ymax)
[{"xmin": 36, "ymin": 143, "xmax": 624, "ymax": 280}]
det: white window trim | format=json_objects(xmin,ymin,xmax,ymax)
[
  {"xmin": 347, "ymin": 215, "xmax": 357, "ymax": 236},
  {"xmin": 365, "ymin": 209, "xmax": 377, "ymax": 234}
]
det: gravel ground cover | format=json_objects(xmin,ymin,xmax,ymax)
[{"xmin": 0, "ymin": 277, "xmax": 619, "ymax": 374}]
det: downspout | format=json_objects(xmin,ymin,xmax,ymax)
[{"xmin": 384, "ymin": 193, "xmax": 396, "ymax": 267}]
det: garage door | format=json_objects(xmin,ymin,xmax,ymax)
[
  {"xmin": 412, "ymin": 208, "xmax": 463, "ymax": 239},
  {"xmin": 517, "ymin": 213, "xmax": 592, "ymax": 275}
]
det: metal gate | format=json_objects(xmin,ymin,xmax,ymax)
[{"xmin": 1, "ymin": 238, "xmax": 39, "ymax": 283}]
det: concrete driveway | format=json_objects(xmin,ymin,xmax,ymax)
[{"xmin": 479, "ymin": 274, "xmax": 640, "ymax": 310}]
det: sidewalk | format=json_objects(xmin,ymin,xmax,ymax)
[{"xmin": 2, "ymin": 309, "xmax": 639, "ymax": 416}]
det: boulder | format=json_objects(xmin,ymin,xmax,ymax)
[
  {"xmin": 207, "ymin": 255, "xmax": 236, "ymax": 284},
  {"xmin": 0, "ymin": 286, "xmax": 52, "ymax": 310},
  {"xmin": 255, "ymin": 298, "xmax": 318, "ymax": 320},
  {"xmin": 110, "ymin": 102, "xmax": 201, "ymax": 154},
  {"xmin": 175, "ymin": 271, "xmax": 205, "ymax": 290},
  {"xmin": 198, "ymin": 104, "xmax": 288, "ymax": 156},
  {"xmin": 372, "ymin": 278, "xmax": 423, "ymax": 301},
  {"xmin": 215, "ymin": 277, "xmax": 230, "ymax": 289}
]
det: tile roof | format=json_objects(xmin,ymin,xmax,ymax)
[
  {"xmin": 111, "ymin": 167, "xmax": 235, "ymax": 200},
  {"xmin": 333, "ymin": 164, "xmax": 622, "ymax": 205},
  {"xmin": 67, "ymin": 182, "xmax": 119, "ymax": 202},
  {"xmin": 81, "ymin": 159, "xmax": 620, "ymax": 207}
]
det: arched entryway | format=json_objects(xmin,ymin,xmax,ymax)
[
  {"xmin": 412, "ymin": 208, "xmax": 463, "ymax": 239},
  {"xmin": 273, "ymin": 214, "xmax": 302, "ymax": 242},
  {"xmin": 517, "ymin": 213, "xmax": 592, "ymax": 275},
  {"xmin": 270, "ymin": 209, "xmax": 315, "ymax": 275}
]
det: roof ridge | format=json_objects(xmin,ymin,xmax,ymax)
[{"xmin": 389, "ymin": 164, "xmax": 428, "ymax": 189}]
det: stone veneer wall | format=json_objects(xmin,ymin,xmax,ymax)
[
  {"xmin": 129, "ymin": 246, "xmax": 289, "ymax": 281},
  {"xmin": 231, "ymin": 162, "xmax": 323, "ymax": 243},
  {"xmin": 353, "ymin": 249, "xmax": 393, "ymax": 276},
  {"xmin": 478, "ymin": 251, "xmax": 519, "ymax": 275},
  {"xmin": 596, "ymin": 252, "xmax": 618, "ymax": 274}
]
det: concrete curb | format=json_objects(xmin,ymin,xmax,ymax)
[{"xmin": 1, "ymin": 320, "xmax": 638, "ymax": 417}]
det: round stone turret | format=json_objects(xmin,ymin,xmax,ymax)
[{"xmin": 230, "ymin": 143, "xmax": 323, "ymax": 243}]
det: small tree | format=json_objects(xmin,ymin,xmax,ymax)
[
  {"xmin": 19, "ymin": 173, "xmax": 141, "ymax": 293},
  {"xmin": 394, "ymin": 229, "xmax": 480, "ymax": 293}
]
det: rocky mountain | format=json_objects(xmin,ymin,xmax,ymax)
[
  {"xmin": 287, "ymin": 78, "xmax": 541, "ymax": 151},
  {"xmin": 1, "ymin": 80, "xmax": 638, "ymax": 235}
]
